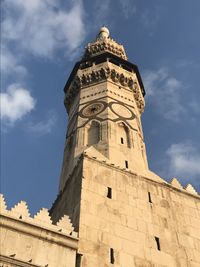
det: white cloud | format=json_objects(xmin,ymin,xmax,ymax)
[
  {"xmin": 2, "ymin": 0, "xmax": 86, "ymax": 58},
  {"xmin": 27, "ymin": 111, "xmax": 57, "ymax": 136},
  {"xmin": 143, "ymin": 68, "xmax": 185, "ymax": 121},
  {"xmin": 0, "ymin": 84, "xmax": 36, "ymax": 125},
  {"xmin": 167, "ymin": 142, "xmax": 200, "ymax": 178},
  {"xmin": 119, "ymin": 0, "xmax": 136, "ymax": 18},
  {"xmin": 91, "ymin": 0, "xmax": 136, "ymax": 27},
  {"xmin": 1, "ymin": 45, "xmax": 27, "ymax": 79},
  {"xmin": 1, "ymin": 0, "xmax": 85, "ymax": 129},
  {"xmin": 92, "ymin": 0, "xmax": 111, "ymax": 25},
  {"xmin": 140, "ymin": 4, "xmax": 165, "ymax": 35}
]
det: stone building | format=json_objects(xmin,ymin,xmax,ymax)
[
  {"xmin": 0, "ymin": 195, "xmax": 78, "ymax": 266},
  {"xmin": 1, "ymin": 27, "xmax": 200, "ymax": 267}
]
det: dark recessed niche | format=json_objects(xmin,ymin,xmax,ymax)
[
  {"xmin": 107, "ymin": 187, "xmax": 112, "ymax": 199},
  {"xmin": 110, "ymin": 248, "xmax": 115, "ymax": 264},
  {"xmin": 155, "ymin": 237, "xmax": 161, "ymax": 251},
  {"xmin": 148, "ymin": 192, "xmax": 152, "ymax": 203},
  {"xmin": 125, "ymin": 160, "xmax": 128, "ymax": 168}
]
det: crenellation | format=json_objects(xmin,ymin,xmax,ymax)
[
  {"xmin": 0, "ymin": 196, "xmax": 78, "ymax": 267},
  {"xmin": 56, "ymin": 215, "xmax": 74, "ymax": 233},
  {"xmin": 0, "ymin": 195, "xmax": 78, "ymax": 238},
  {"xmin": 170, "ymin": 177, "xmax": 183, "ymax": 189},
  {"xmin": 0, "ymin": 194, "xmax": 7, "ymax": 212},
  {"xmin": 185, "ymin": 183, "xmax": 198, "ymax": 195},
  {"xmin": 11, "ymin": 200, "xmax": 30, "ymax": 219},
  {"xmin": 33, "ymin": 208, "xmax": 52, "ymax": 226}
]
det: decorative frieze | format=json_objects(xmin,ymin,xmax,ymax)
[{"xmin": 65, "ymin": 66, "xmax": 145, "ymax": 113}]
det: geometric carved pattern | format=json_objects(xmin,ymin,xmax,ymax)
[
  {"xmin": 82, "ymin": 102, "xmax": 105, "ymax": 117},
  {"xmin": 78, "ymin": 100, "xmax": 135, "ymax": 131},
  {"xmin": 110, "ymin": 102, "xmax": 134, "ymax": 119}
]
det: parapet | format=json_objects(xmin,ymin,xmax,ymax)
[
  {"xmin": 170, "ymin": 177, "xmax": 199, "ymax": 195},
  {"xmin": 0, "ymin": 194, "xmax": 78, "ymax": 267},
  {"xmin": 0, "ymin": 194, "xmax": 78, "ymax": 237},
  {"xmin": 82, "ymin": 153, "xmax": 199, "ymax": 197}
]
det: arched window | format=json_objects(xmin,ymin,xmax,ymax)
[
  {"xmin": 117, "ymin": 122, "xmax": 131, "ymax": 148},
  {"xmin": 88, "ymin": 121, "xmax": 100, "ymax": 146}
]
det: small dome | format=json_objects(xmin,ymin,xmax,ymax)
[{"xmin": 98, "ymin": 26, "xmax": 110, "ymax": 39}]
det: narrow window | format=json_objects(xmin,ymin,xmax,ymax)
[
  {"xmin": 125, "ymin": 160, "xmax": 128, "ymax": 168},
  {"xmin": 107, "ymin": 187, "xmax": 112, "ymax": 199},
  {"xmin": 148, "ymin": 192, "xmax": 152, "ymax": 203},
  {"xmin": 75, "ymin": 253, "xmax": 82, "ymax": 267},
  {"xmin": 110, "ymin": 248, "xmax": 115, "ymax": 264},
  {"xmin": 155, "ymin": 237, "xmax": 161, "ymax": 251},
  {"xmin": 121, "ymin": 137, "xmax": 124, "ymax": 144}
]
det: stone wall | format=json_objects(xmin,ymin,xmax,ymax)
[
  {"xmin": 0, "ymin": 195, "xmax": 78, "ymax": 267},
  {"xmin": 50, "ymin": 157, "xmax": 83, "ymax": 231},
  {"xmin": 77, "ymin": 155, "xmax": 200, "ymax": 267}
]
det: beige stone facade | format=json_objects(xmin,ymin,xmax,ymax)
[
  {"xmin": 1, "ymin": 27, "xmax": 200, "ymax": 267},
  {"xmin": 51, "ymin": 153, "xmax": 200, "ymax": 267},
  {"xmin": 0, "ymin": 195, "xmax": 78, "ymax": 267}
]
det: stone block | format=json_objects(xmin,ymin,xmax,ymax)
[
  {"xmin": 150, "ymin": 249, "xmax": 176, "ymax": 266},
  {"xmin": 177, "ymin": 233, "xmax": 195, "ymax": 249},
  {"xmin": 119, "ymin": 252, "xmax": 135, "ymax": 267}
]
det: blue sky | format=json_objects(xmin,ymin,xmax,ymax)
[{"xmin": 1, "ymin": 0, "xmax": 200, "ymax": 215}]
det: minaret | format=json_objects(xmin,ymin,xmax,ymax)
[
  {"xmin": 58, "ymin": 26, "xmax": 148, "ymax": 191},
  {"xmin": 1, "ymin": 27, "xmax": 199, "ymax": 267},
  {"xmin": 50, "ymin": 27, "xmax": 164, "ymax": 266}
]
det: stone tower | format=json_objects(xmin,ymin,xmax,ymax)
[
  {"xmin": 57, "ymin": 26, "xmax": 149, "ymax": 192},
  {"xmin": 50, "ymin": 27, "xmax": 200, "ymax": 267}
]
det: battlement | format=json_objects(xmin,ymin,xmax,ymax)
[
  {"xmin": 0, "ymin": 194, "xmax": 78, "ymax": 267},
  {"xmin": 0, "ymin": 194, "xmax": 78, "ymax": 238}
]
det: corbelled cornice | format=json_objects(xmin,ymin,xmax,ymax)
[
  {"xmin": 82, "ymin": 26, "xmax": 127, "ymax": 60},
  {"xmin": 64, "ymin": 65, "xmax": 145, "ymax": 113},
  {"xmin": 83, "ymin": 37, "xmax": 127, "ymax": 60}
]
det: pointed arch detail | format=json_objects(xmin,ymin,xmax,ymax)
[
  {"xmin": 87, "ymin": 120, "xmax": 101, "ymax": 146},
  {"xmin": 117, "ymin": 122, "xmax": 131, "ymax": 148}
]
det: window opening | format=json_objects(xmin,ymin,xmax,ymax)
[
  {"xmin": 117, "ymin": 122, "xmax": 131, "ymax": 148},
  {"xmin": 155, "ymin": 237, "xmax": 161, "ymax": 251},
  {"xmin": 107, "ymin": 187, "xmax": 112, "ymax": 199},
  {"xmin": 110, "ymin": 248, "xmax": 115, "ymax": 264},
  {"xmin": 148, "ymin": 192, "xmax": 152, "ymax": 203},
  {"xmin": 75, "ymin": 253, "xmax": 82, "ymax": 267},
  {"xmin": 125, "ymin": 160, "xmax": 128, "ymax": 168}
]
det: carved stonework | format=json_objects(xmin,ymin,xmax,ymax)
[
  {"xmin": 83, "ymin": 37, "xmax": 127, "ymax": 60},
  {"xmin": 82, "ymin": 103, "xmax": 105, "ymax": 117},
  {"xmin": 65, "ymin": 66, "xmax": 145, "ymax": 113}
]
